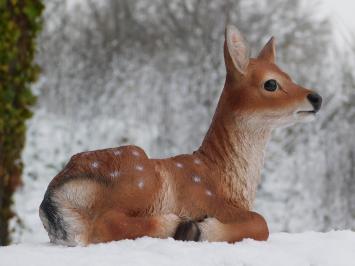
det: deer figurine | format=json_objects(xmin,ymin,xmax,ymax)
[{"xmin": 39, "ymin": 25, "xmax": 322, "ymax": 246}]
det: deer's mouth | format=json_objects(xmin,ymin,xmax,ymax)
[
  {"xmin": 296, "ymin": 110, "xmax": 316, "ymax": 115},
  {"xmin": 294, "ymin": 109, "xmax": 317, "ymax": 122}
]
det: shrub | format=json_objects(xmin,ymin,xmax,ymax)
[{"xmin": 0, "ymin": 0, "xmax": 43, "ymax": 245}]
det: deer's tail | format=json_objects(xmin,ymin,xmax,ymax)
[
  {"xmin": 39, "ymin": 188, "xmax": 69, "ymax": 244},
  {"xmin": 39, "ymin": 179, "xmax": 98, "ymax": 246}
]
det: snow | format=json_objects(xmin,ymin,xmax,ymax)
[{"xmin": 1, "ymin": 231, "xmax": 355, "ymax": 266}]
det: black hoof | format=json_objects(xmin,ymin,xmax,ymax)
[{"xmin": 173, "ymin": 220, "xmax": 201, "ymax": 241}]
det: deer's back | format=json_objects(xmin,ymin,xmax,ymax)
[{"xmin": 47, "ymin": 145, "xmax": 164, "ymax": 214}]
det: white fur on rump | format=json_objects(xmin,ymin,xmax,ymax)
[{"xmin": 49, "ymin": 180, "xmax": 98, "ymax": 246}]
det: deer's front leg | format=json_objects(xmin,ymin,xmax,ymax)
[{"xmin": 198, "ymin": 211, "xmax": 269, "ymax": 243}]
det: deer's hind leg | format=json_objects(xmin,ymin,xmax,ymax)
[
  {"xmin": 198, "ymin": 211, "xmax": 269, "ymax": 243},
  {"xmin": 87, "ymin": 210, "xmax": 181, "ymax": 244}
]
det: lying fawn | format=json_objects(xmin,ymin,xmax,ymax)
[{"xmin": 39, "ymin": 25, "xmax": 322, "ymax": 246}]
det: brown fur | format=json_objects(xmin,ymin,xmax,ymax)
[{"xmin": 40, "ymin": 25, "xmax": 320, "ymax": 245}]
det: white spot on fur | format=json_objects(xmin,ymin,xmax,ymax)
[
  {"xmin": 192, "ymin": 175, "xmax": 201, "ymax": 183},
  {"xmin": 194, "ymin": 158, "xmax": 201, "ymax": 164},
  {"xmin": 110, "ymin": 171, "xmax": 120, "ymax": 178},
  {"xmin": 135, "ymin": 165, "xmax": 144, "ymax": 171},
  {"xmin": 132, "ymin": 150, "xmax": 140, "ymax": 156},
  {"xmin": 206, "ymin": 189, "xmax": 213, "ymax": 196},
  {"xmin": 175, "ymin": 162, "xmax": 183, "ymax": 168},
  {"xmin": 113, "ymin": 150, "xmax": 121, "ymax": 156},
  {"xmin": 91, "ymin": 161, "xmax": 99, "ymax": 168},
  {"xmin": 138, "ymin": 180, "xmax": 144, "ymax": 189}
]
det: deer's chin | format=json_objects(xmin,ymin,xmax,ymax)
[
  {"xmin": 272, "ymin": 111, "xmax": 316, "ymax": 128},
  {"xmin": 293, "ymin": 110, "xmax": 316, "ymax": 123}
]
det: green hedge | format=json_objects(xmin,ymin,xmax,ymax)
[{"xmin": 0, "ymin": 0, "xmax": 43, "ymax": 245}]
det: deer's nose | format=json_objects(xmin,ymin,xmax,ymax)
[{"xmin": 307, "ymin": 93, "xmax": 322, "ymax": 113}]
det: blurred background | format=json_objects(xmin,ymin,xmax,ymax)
[{"xmin": 1, "ymin": 0, "xmax": 354, "ymax": 244}]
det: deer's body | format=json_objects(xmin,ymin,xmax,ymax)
[{"xmin": 40, "ymin": 26, "xmax": 322, "ymax": 246}]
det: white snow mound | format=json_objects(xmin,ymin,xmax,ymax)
[{"xmin": 1, "ymin": 231, "xmax": 355, "ymax": 266}]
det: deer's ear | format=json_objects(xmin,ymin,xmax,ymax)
[
  {"xmin": 224, "ymin": 25, "xmax": 250, "ymax": 75},
  {"xmin": 257, "ymin": 37, "xmax": 276, "ymax": 63}
]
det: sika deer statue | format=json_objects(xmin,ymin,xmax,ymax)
[{"xmin": 39, "ymin": 25, "xmax": 322, "ymax": 246}]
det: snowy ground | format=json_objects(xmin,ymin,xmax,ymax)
[
  {"xmin": 7, "ymin": 112, "xmax": 355, "ymax": 266},
  {"xmin": 1, "ymin": 231, "xmax": 355, "ymax": 266}
]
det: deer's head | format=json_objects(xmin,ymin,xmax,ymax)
[{"xmin": 222, "ymin": 25, "xmax": 322, "ymax": 128}]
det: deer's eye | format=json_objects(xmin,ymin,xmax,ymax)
[{"xmin": 264, "ymin": 79, "xmax": 278, "ymax": 91}]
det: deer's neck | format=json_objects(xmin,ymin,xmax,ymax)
[{"xmin": 197, "ymin": 90, "xmax": 271, "ymax": 209}]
